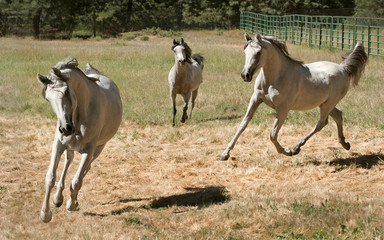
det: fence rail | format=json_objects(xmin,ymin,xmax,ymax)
[{"xmin": 240, "ymin": 11, "xmax": 384, "ymax": 57}]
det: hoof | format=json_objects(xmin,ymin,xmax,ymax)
[
  {"xmin": 342, "ymin": 142, "xmax": 351, "ymax": 150},
  {"xmin": 66, "ymin": 199, "xmax": 79, "ymax": 212},
  {"xmin": 282, "ymin": 148, "xmax": 293, "ymax": 156},
  {"xmin": 40, "ymin": 209, "xmax": 52, "ymax": 223},
  {"xmin": 292, "ymin": 146, "xmax": 301, "ymax": 155},
  {"xmin": 220, "ymin": 152, "xmax": 230, "ymax": 161},
  {"xmin": 53, "ymin": 194, "xmax": 63, "ymax": 208}
]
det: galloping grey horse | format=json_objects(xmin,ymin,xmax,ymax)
[
  {"xmin": 168, "ymin": 38, "xmax": 204, "ymax": 126},
  {"xmin": 220, "ymin": 33, "xmax": 367, "ymax": 160},
  {"xmin": 37, "ymin": 57, "xmax": 122, "ymax": 222}
]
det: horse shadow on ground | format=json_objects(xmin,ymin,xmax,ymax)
[
  {"xmin": 198, "ymin": 114, "xmax": 242, "ymax": 123},
  {"xmin": 84, "ymin": 186, "xmax": 230, "ymax": 217},
  {"xmin": 329, "ymin": 152, "xmax": 384, "ymax": 172}
]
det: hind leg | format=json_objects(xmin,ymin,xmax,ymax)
[
  {"xmin": 189, "ymin": 89, "xmax": 198, "ymax": 119},
  {"xmin": 171, "ymin": 92, "xmax": 177, "ymax": 126},
  {"xmin": 66, "ymin": 144, "xmax": 105, "ymax": 212},
  {"xmin": 292, "ymin": 105, "xmax": 333, "ymax": 155},
  {"xmin": 270, "ymin": 109, "xmax": 292, "ymax": 156},
  {"xmin": 181, "ymin": 92, "xmax": 191, "ymax": 123},
  {"xmin": 329, "ymin": 108, "xmax": 350, "ymax": 150}
]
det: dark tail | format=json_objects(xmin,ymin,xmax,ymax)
[
  {"xmin": 340, "ymin": 43, "xmax": 368, "ymax": 86},
  {"xmin": 192, "ymin": 54, "xmax": 204, "ymax": 70}
]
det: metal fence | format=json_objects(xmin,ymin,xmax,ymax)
[{"xmin": 240, "ymin": 11, "xmax": 384, "ymax": 57}]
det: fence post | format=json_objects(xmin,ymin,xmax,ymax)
[
  {"xmin": 309, "ymin": 16, "xmax": 312, "ymax": 48},
  {"xmin": 368, "ymin": 18, "xmax": 372, "ymax": 55},
  {"xmin": 341, "ymin": 20, "xmax": 345, "ymax": 50},
  {"xmin": 353, "ymin": 18, "xmax": 357, "ymax": 47},
  {"xmin": 330, "ymin": 17, "xmax": 334, "ymax": 50}
]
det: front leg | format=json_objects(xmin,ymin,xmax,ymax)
[
  {"xmin": 181, "ymin": 92, "xmax": 191, "ymax": 123},
  {"xmin": 40, "ymin": 134, "xmax": 66, "ymax": 223},
  {"xmin": 220, "ymin": 93, "xmax": 262, "ymax": 160},
  {"xmin": 66, "ymin": 145, "xmax": 95, "ymax": 212},
  {"xmin": 53, "ymin": 149, "xmax": 74, "ymax": 207}
]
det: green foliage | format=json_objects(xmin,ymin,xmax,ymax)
[
  {"xmin": 355, "ymin": 0, "xmax": 384, "ymax": 17},
  {"xmin": 0, "ymin": 0, "xmax": 358, "ymax": 39}
]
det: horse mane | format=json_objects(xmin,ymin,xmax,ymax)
[
  {"xmin": 54, "ymin": 57, "xmax": 99, "ymax": 82},
  {"xmin": 263, "ymin": 36, "xmax": 304, "ymax": 65},
  {"xmin": 172, "ymin": 39, "xmax": 192, "ymax": 64}
]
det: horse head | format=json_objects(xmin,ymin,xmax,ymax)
[
  {"xmin": 241, "ymin": 33, "xmax": 267, "ymax": 82},
  {"xmin": 37, "ymin": 67, "xmax": 77, "ymax": 136},
  {"xmin": 172, "ymin": 38, "xmax": 192, "ymax": 65}
]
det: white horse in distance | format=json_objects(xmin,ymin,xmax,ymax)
[
  {"xmin": 220, "ymin": 33, "xmax": 367, "ymax": 160},
  {"xmin": 168, "ymin": 38, "xmax": 204, "ymax": 126},
  {"xmin": 37, "ymin": 57, "xmax": 122, "ymax": 222}
]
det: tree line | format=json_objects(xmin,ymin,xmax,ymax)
[{"xmin": 0, "ymin": 0, "xmax": 376, "ymax": 39}]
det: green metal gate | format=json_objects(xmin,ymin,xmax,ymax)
[{"xmin": 240, "ymin": 11, "xmax": 384, "ymax": 57}]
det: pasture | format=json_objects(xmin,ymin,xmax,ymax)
[{"xmin": 1, "ymin": 31, "xmax": 384, "ymax": 239}]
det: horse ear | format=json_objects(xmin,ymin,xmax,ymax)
[
  {"xmin": 181, "ymin": 38, "xmax": 184, "ymax": 44},
  {"xmin": 37, "ymin": 73, "xmax": 51, "ymax": 85},
  {"xmin": 244, "ymin": 33, "xmax": 252, "ymax": 42},
  {"xmin": 173, "ymin": 39, "xmax": 177, "ymax": 45},
  {"xmin": 255, "ymin": 33, "xmax": 262, "ymax": 42},
  {"xmin": 50, "ymin": 67, "xmax": 68, "ymax": 81},
  {"xmin": 51, "ymin": 67, "xmax": 62, "ymax": 77}
]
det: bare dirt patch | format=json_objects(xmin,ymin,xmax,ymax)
[{"xmin": 1, "ymin": 116, "xmax": 383, "ymax": 239}]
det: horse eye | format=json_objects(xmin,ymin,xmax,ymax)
[{"xmin": 64, "ymin": 90, "xmax": 69, "ymax": 95}]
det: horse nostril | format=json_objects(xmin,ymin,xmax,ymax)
[
  {"xmin": 246, "ymin": 73, "xmax": 250, "ymax": 80},
  {"xmin": 66, "ymin": 124, "xmax": 73, "ymax": 133}
]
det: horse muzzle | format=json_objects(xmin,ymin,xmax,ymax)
[
  {"xmin": 59, "ymin": 123, "xmax": 74, "ymax": 136},
  {"xmin": 241, "ymin": 71, "xmax": 253, "ymax": 82},
  {"xmin": 178, "ymin": 59, "xmax": 186, "ymax": 65}
]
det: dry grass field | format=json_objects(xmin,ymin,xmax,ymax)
[{"xmin": 1, "ymin": 31, "xmax": 384, "ymax": 239}]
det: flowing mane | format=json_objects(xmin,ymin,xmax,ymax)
[
  {"xmin": 54, "ymin": 57, "xmax": 99, "ymax": 82},
  {"xmin": 244, "ymin": 36, "xmax": 304, "ymax": 65},
  {"xmin": 263, "ymin": 36, "xmax": 304, "ymax": 65}
]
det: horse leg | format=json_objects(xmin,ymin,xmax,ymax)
[
  {"xmin": 292, "ymin": 106, "xmax": 332, "ymax": 155},
  {"xmin": 171, "ymin": 92, "xmax": 177, "ymax": 126},
  {"xmin": 181, "ymin": 92, "xmax": 191, "ymax": 123},
  {"xmin": 329, "ymin": 108, "xmax": 350, "ymax": 150},
  {"xmin": 189, "ymin": 89, "xmax": 199, "ymax": 120},
  {"xmin": 83, "ymin": 144, "xmax": 105, "ymax": 176},
  {"xmin": 270, "ymin": 109, "xmax": 292, "ymax": 156},
  {"xmin": 66, "ymin": 146, "xmax": 95, "ymax": 212},
  {"xmin": 40, "ymin": 136, "xmax": 65, "ymax": 223},
  {"xmin": 220, "ymin": 93, "xmax": 262, "ymax": 161},
  {"xmin": 53, "ymin": 149, "xmax": 74, "ymax": 208}
]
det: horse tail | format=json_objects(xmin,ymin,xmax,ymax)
[
  {"xmin": 85, "ymin": 63, "xmax": 102, "ymax": 75},
  {"xmin": 192, "ymin": 54, "xmax": 204, "ymax": 70},
  {"xmin": 340, "ymin": 42, "xmax": 368, "ymax": 86}
]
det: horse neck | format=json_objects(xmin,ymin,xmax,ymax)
[
  {"xmin": 262, "ymin": 47, "xmax": 293, "ymax": 83},
  {"xmin": 173, "ymin": 61, "xmax": 188, "ymax": 75},
  {"xmin": 67, "ymin": 69, "xmax": 92, "ymax": 116}
]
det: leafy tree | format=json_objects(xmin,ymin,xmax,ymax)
[{"xmin": 355, "ymin": 0, "xmax": 384, "ymax": 17}]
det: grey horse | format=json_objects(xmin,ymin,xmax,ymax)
[
  {"xmin": 221, "ymin": 33, "xmax": 367, "ymax": 160},
  {"xmin": 168, "ymin": 38, "xmax": 204, "ymax": 126},
  {"xmin": 37, "ymin": 57, "xmax": 122, "ymax": 222}
]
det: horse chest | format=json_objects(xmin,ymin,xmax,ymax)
[{"xmin": 261, "ymin": 86, "xmax": 284, "ymax": 109}]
